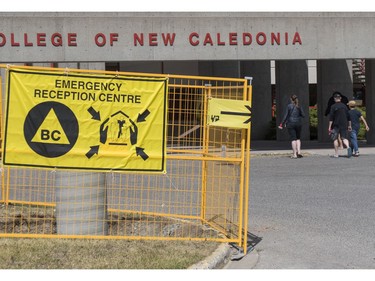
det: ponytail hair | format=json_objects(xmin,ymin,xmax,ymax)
[{"xmin": 291, "ymin": 94, "xmax": 299, "ymax": 108}]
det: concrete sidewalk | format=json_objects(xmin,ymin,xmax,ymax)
[{"xmin": 250, "ymin": 140, "xmax": 375, "ymax": 156}]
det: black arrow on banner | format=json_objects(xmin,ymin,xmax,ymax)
[
  {"xmin": 137, "ymin": 109, "xmax": 151, "ymax": 122},
  {"xmin": 136, "ymin": 147, "xmax": 149, "ymax": 160},
  {"xmin": 221, "ymin": 105, "xmax": 252, "ymax": 124},
  {"xmin": 86, "ymin": 145, "xmax": 99, "ymax": 159},
  {"xmin": 88, "ymin": 106, "xmax": 101, "ymax": 121}
]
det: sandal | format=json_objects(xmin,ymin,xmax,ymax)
[
  {"xmin": 290, "ymin": 155, "xmax": 297, "ymax": 159},
  {"xmin": 297, "ymin": 154, "xmax": 303, "ymax": 158}
]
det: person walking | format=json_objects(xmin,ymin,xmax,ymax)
[
  {"xmin": 278, "ymin": 94, "xmax": 306, "ymax": 159},
  {"xmin": 324, "ymin": 91, "xmax": 349, "ymax": 116},
  {"xmin": 325, "ymin": 91, "xmax": 349, "ymax": 149},
  {"xmin": 328, "ymin": 92, "xmax": 352, "ymax": 158},
  {"xmin": 347, "ymin": 100, "xmax": 370, "ymax": 157}
]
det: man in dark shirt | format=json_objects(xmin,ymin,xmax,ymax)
[
  {"xmin": 328, "ymin": 92, "xmax": 352, "ymax": 158},
  {"xmin": 324, "ymin": 91, "xmax": 349, "ymax": 116}
]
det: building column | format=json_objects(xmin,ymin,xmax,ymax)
[
  {"xmin": 240, "ymin": 61, "xmax": 272, "ymax": 140},
  {"xmin": 163, "ymin": 61, "xmax": 199, "ymax": 75},
  {"xmin": 365, "ymin": 59, "xmax": 375, "ymax": 144},
  {"xmin": 59, "ymin": 62, "xmax": 106, "ymax": 71},
  {"xmin": 198, "ymin": 61, "xmax": 240, "ymax": 77},
  {"xmin": 317, "ymin": 60, "xmax": 353, "ymax": 142},
  {"xmin": 32, "ymin": 63, "xmax": 54, "ymax": 68},
  {"xmin": 119, "ymin": 61, "xmax": 163, "ymax": 73},
  {"xmin": 275, "ymin": 60, "xmax": 310, "ymax": 141},
  {"xmin": 79, "ymin": 62, "xmax": 106, "ymax": 71},
  {"xmin": 57, "ymin": 62, "xmax": 78, "ymax": 69}
]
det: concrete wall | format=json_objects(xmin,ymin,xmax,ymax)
[{"xmin": 1, "ymin": 12, "xmax": 375, "ymax": 62}]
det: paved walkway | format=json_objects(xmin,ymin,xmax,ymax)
[
  {"xmin": 227, "ymin": 140, "xmax": 375, "ymax": 269},
  {"xmin": 191, "ymin": 140, "xmax": 375, "ymax": 269}
]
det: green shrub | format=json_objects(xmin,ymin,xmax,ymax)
[{"xmin": 309, "ymin": 107, "xmax": 318, "ymax": 140}]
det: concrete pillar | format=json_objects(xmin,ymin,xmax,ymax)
[
  {"xmin": 55, "ymin": 171, "xmax": 108, "ymax": 235},
  {"xmin": 212, "ymin": 61, "xmax": 240, "ymax": 78},
  {"xmin": 32, "ymin": 63, "xmax": 54, "ymax": 67},
  {"xmin": 79, "ymin": 62, "xmax": 105, "ymax": 70},
  {"xmin": 119, "ymin": 61, "xmax": 163, "ymax": 73},
  {"xmin": 275, "ymin": 60, "xmax": 310, "ymax": 141},
  {"xmin": 240, "ymin": 61, "xmax": 272, "ymax": 140},
  {"xmin": 163, "ymin": 61, "xmax": 199, "ymax": 75},
  {"xmin": 198, "ymin": 61, "xmax": 214, "ymax": 76},
  {"xmin": 53, "ymin": 62, "xmax": 108, "ymax": 235},
  {"xmin": 57, "ymin": 63, "xmax": 78, "ymax": 68},
  {"xmin": 365, "ymin": 59, "xmax": 375, "ymax": 144},
  {"xmin": 198, "ymin": 61, "xmax": 240, "ymax": 78},
  {"xmin": 317, "ymin": 60, "xmax": 353, "ymax": 142}
]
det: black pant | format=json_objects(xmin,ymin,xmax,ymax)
[{"xmin": 286, "ymin": 121, "xmax": 302, "ymax": 141}]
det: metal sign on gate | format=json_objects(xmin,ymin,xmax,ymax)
[{"xmin": 207, "ymin": 97, "xmax": 252, "ymax": 129}]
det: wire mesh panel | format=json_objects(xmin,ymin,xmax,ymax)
[{"xmin": 0, "ymin": 65, "xmax": 251, "ymax": 251}]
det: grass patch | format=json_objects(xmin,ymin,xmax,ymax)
[
  {"xmin": 0, "ymin": 238, "xmax": 220, "ymax": 269},
  {"xmin": 0, "ymin": 203, "xmax": 221, "ymax": 269}
]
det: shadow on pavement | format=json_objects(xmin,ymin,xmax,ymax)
[{"xmin": 229, "ymin": 232, "xmax": 262, "ymax": 261}]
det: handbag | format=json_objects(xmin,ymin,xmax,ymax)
[{"xmin": 330, "ymin": 128, "xmax": 338, "ymax": 141}]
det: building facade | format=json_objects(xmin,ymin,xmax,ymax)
[{"xmin": 1, "ymin": 12, "xmax": 375, "ymax": 143}]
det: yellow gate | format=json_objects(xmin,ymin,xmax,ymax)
[{"xmin": 0, "ymin": 65, "xmax": 252, "ymax": 253}]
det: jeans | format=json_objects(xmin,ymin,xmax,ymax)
[{"xmin": 349, "ymin": 130, "xmax": 359, "ymax": 153}]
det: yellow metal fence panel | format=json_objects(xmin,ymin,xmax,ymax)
[{"xmin": 0, "ymin": 65, "xmax": 251, "ymax": 252}]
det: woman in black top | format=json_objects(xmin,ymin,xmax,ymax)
[{"xmin": 279, "ymin": 95, "xmax": 306, "ymax": 159}]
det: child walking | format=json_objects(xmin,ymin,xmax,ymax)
[{"xmin": 347, "ymin": 100, "xmax": 370, "ymax": 157}]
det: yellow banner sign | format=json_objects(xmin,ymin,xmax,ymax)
[
  {"xmin": 3, "ymin": 68, "xmax": 168, "ymax": 173},
  {"xmin": 207, "ymin": 97, "xmax": 251, "ymax": 129}
]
